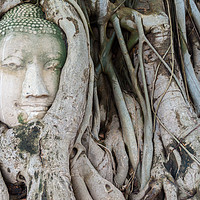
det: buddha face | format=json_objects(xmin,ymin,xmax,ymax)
[{"xmin": 0, "ymin": 32, "xmax": 66, "ymax": 127}]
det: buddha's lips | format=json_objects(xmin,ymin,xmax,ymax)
[{"xmin": 20, "ymin": 105, "xmax": 49, "ymax": 112}]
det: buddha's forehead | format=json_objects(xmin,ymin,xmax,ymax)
[{"xmin": 0, "ymin": 32, "xmax": 65, "ymax": 61}]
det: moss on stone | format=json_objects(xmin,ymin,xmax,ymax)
[
  {"xmin": 17, "ymin": 113, "xmax": 26, "ymax": 124},
  {"xmin": 14, "ymin": 121, "xmax": 43, "ymax": 155}
]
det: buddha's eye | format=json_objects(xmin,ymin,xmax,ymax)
[
  {"xmin": 44, "ymin": 60, "xmax": 61, "ymax": 70},
  {"xmin": 1, "ymin": 57, "xmax": 24, "ymax": 70},
  {"xmin": 1, "ymin": 63, "xmax": 24, "ymax": 70}
]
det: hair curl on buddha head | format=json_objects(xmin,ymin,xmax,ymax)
[{"xmin": 0, "ymin": 3, "xmax": 64, "ymax": 39}]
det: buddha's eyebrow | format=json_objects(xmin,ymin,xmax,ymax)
[
  {"xmin": 46, "ymin": 50, "xmax": 64, "ymax": 56},
  {"xmin": 47, "ymin": 52, "xmax": 63, "ymax": 57},
  {"xmin": 2, "ymin": 56, "xmax": 23, "ymax": 62}
]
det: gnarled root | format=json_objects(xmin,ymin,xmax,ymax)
[
  {"xmin": 82, "ymin": 131, "xmax": 114, "ymax": 183},
  {"xmin": 104, "ymin": 114, "xmax": 129, "ymax": 188},
  {"xmin": 131, "ymin": 130, "xmax": 178, "ymax": 200},
  {"xmin": 71, "ymin": 153, "xmax": 125, "ymax": 200}
]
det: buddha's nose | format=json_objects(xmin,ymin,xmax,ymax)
[{"xmin": 22, "ymin": 64, "xmax": 49, "ymax": 98}]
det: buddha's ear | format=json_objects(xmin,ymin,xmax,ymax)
[{"xmin": 0, "ymin": 0, "xmax": 22, "ymax": 17}]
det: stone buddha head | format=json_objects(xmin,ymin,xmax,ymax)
[{"xmin": 0, "ymin": 3, "xmax": 67, "ymax": 127}]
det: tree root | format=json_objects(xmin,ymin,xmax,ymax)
[
  {"xmin": 82, "ymin": 131, "xmax": 114, "ymax": 183},
  {"xmin": 123, "ymin": 93, "xmax": 144, "ymax": 183},
  {"xmin": 71, "ymin": 153, "xmax": 125, "ymax": 200},
  {"xmin": 75, "ymin": 58, "xmax": 94, "ymax": 145},
  {"xmin": 104, "ymin": 54, "xmax": 139, "ymax": 172},
  {"xmin": 91, "ymin": 85, "xmax": 101, "ymax": 141},
  {"xmin": 104, "ymin": 115, "xmax": 129, "ymax": 188},
  {"xmin": 123, "ymin": 93, "xmax": 144, "ymax": 154},
  {"xmin": 133, "ymin": 13, "xmax": 154, "ymax": 189},
  {"xmin": 175, "ymin": 0, "xmax": 200, "ymax": 116},
  {"xmin": 192, "ymin": 38, "xmax": 200, "ymax": 81},
  {"xmin": 131, "ymin": 129, "xmax": 178, "ymax": 200},
  {"xmin": 188, "ymin": 0, "xmax": 200, "ymax": 34},
  {"xmin": 186, "ymin": 16, "xmax": 200, "ymax": 83}
]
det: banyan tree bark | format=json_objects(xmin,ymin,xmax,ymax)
[
  {"xmin": 134, "ymin": 15, "xmax": 200, "ymax": 200},
  {"xmin": 1, "ymin": 0, "xmax": 200, "ymax": 199}
]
